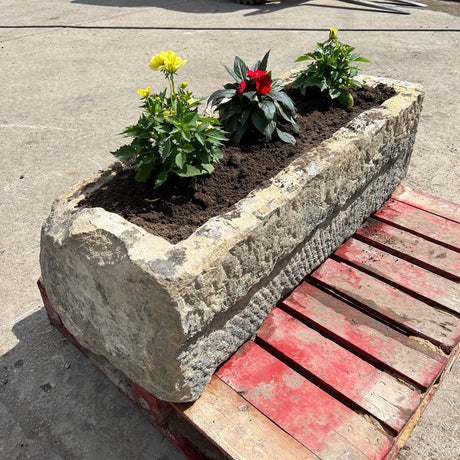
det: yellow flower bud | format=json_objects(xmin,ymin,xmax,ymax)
[
  {"xmin": 181, "ymin": 81, "xmax": 189, "ymax": 88},
  {"xmin": 137, "ymin": 86, "xmax": 150, "ymax": 98},
  {"xmin": 329, "ymin": 27, "xmax": 338, "ymax": 40}
]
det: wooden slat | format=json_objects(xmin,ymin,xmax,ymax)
[
  {"xmin": 217, "ymin": 341, "xmax": 394, "ymax": 460},
  {"xmin": 373, "ymin": 198, "xmax": 460, "ymax": 252},
  {"xmin": 281, "ymin": 282, "xmax": 446, "ymax": 389},
  {"xmin": 310, "ymin": 259, "xmax": 460, "ymax": 352},
  {"xmin": 334, "ymin": 238, "xmax": 460, "ymax": 315},
  {"xmin": 356, "ymin": 218, "xmax": 460, "ymax": 282},
  {"xmin": 179, "ymin": 376, "xmax": 317, "ymax": 460},
  {"xmin": 392, "ymin": 184, "xmax": 460, "ymax": 224},
  {"xmin": 257, "ymin": 308, "xmax": 421, "ymax": 433}
]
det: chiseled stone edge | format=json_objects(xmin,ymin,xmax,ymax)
[{"xmin": 40, "ymin": 76, "xmax": 424, "ymax": 401}]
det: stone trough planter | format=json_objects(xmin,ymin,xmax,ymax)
[{"xmin": 40, "ymin": 75, "xmax": 424, "ymax": 402}]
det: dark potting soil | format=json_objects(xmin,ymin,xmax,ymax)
[{"xmin": 79, "ymin": 85, "xmax": 396, "ymax": 244}]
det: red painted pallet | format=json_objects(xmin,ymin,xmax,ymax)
[{"xmin": 38, "ymin": 185, "xmax": 460, "ymax": 460}]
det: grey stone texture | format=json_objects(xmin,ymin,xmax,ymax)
[{"xmin": 40, "ymin": 75, "xmax": 424, "ymax": 402}]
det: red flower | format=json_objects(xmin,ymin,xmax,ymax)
[
  {"xmin": 247, "ymin": 70, "xmax": 266, "ymax": 80},
  {"xmin": 256, "ymin": 73, "xmax": 272, "ymax": 95},
  {"xmin": 236, "ymin": 80, "xmax": 246, "ymax": 97}
]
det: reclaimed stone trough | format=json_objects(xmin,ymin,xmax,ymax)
[{"xmin": 40, "ymin": 75, "xmax": 424, "ymax": 402}]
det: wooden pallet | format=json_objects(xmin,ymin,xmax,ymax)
[{"xmin": 38, "ymin": 184, "xmax": 460, "ymax": 460}]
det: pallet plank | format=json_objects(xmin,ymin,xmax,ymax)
[
  {"xmin": 217, "ymin": 341, "xmax": 394, "ymax": 460},
  {"xmin": 281, "ymin": 282, "xmax": 446, "ymax": 389},
  {"xmin": 310, "ymin": 259, "xmax": 460, "ymax": 352},
  {"xmin": 356, "ymin": 218, "xmax": 460, "ymax": 281},
  {"xmin": 392, "ymin": 184, "xmax": 460, "ymax": 224},
  {"xmin": 179, "ymin": 376, "xmax": 317, "ymax": 460},
  {"xmin": 373, "ymin": 198, "xmax": 460, "ymax": 252},
  {"xmin": 334, "ymin": 238, "xmax": 460, "ymax": 315},
  {"xmin": 257, "ymin": 308, "xmax": 421, "ymax": 433}
]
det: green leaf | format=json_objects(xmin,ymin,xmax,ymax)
[
  {"xmin": 177, "ymin": 164, "xmax": 201, "ymax": 178},
  {"xmin": 175, "ymin": 151, "xmax": 186, "ymax": 169},
  {"xmin": 154, "ymin": 169, "xmax": 168, "ymax": 188},
  {"xmin": 135, "ymin": 163, "xmax": 154, "ymax": 182},
  {"xmin": 258, "ymin": 100, "xmax": 275, "ymax": 122},
  {"xmin": 264, "ymin": 120, "xmax": 276, "ymax": 139},
  {"xmin": 295, "ymin": 53, "xmax": 314, "ymax": 62},
  {"xmin": 195, "ymin": 131, "xmax": 205, "ymax": 146},
  {"xmin": 276, "ymin": 128, "xmax": 296, "ymax": 145},
  {"xmin": 233, "ymin": 56, "xmax": 249, "ymax": 81},
  {"xmin": 338, "ymin": 91, "xmax": 354, "ymax": 107},
  {"xmin": 202, "ymin": 163, "xmax": 214, "ymax": 174},
  {"xmin": 251, "ymin": 109, "xmax": 268, "ymax": 135},
  {"xmin": 268, "ymin": 91, "xmax": 296, "ymax": 114},
  {"xmin": 232, "ymin": 124, "xmax": 246, "ymax": 145},
  {"xmin": 329, "ymin": 87, "xmax": 341, "ymax": 99},
  {"xmin": 223, "ymin": 64, "xmax": 240, "ymax": 82},
  {"xmin": 159, "ymin": 139, "xmax": 171, "ymax": 159},
  {"xmin": 183, "ymin": 143, "xmax": 195, "ymax": 153},
  {"xmin": 259, "ymin": 50, "xmax": 270, "ymax": 71},
  {"xmin": 208, "ymin": 89, "xmax": 236, "ymax": 106},
  {"xmin": 111, "ymin": 144, "xmax": 136, "ymax": 160}
]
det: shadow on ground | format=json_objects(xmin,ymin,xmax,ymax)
[
  {"xmin": 0, "ymin": 309, "xmax": 183, "ymax": 460},
  {"xmin": 69, "ymin": 0, "xmax": 389, "ymax": 17}
]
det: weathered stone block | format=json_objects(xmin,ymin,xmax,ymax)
[{"xmin": 40, "ymin": 76, "xmax": 424, "ymax": 402}]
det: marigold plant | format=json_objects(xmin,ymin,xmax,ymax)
[
  {"xmin": 293, "ymin": 28, "xmax": 369, "ymax": 107},
  {"xmin": 208, "ymin": 51, "xmax": 298, "ymax": 145},
  {"xmin": 112, "ymin": 51, "xmax": 227, "ymax": 188}
]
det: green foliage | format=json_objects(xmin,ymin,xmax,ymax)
[
  {"xmin": 112, "ymin": 87, "xmax": 227, "ymax": 188},
  {"xmin": 293, "ymin": 30, "xmax": 369, "ymax": 107},
  {"xmin": 208, "ymin": 51, "xmax": 298, "ymax": 145}
]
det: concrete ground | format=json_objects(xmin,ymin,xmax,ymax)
[{"xmin": 1, "ymin": 0, "xmax": 459, "ymax": 458}]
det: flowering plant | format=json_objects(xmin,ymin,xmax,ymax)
[
  {"xmin": 112, "ymin": 51, "xmax": 227, "ymax": 188},
  {"xmin": 293, "ymin": 28, "xmax": 369, "ymax": 107},
  {"xmin": 208, "ymin": 51, "xmax": 298, "ymax": 145}
]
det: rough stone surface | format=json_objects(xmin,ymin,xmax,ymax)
[{"xmin": 40, "ymin": 76, "xmax": 424, "ymax": 402}]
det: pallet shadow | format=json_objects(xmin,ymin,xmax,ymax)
[{"xmin": 1, "ymin": 309, "xmax": 185, "ymax": 460}]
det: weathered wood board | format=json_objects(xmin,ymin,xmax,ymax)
[
  {"xmin": 217, "ymin": 342, "xmax": 394, "ymax": 460},
  {"xmin": 334, "ymin": 237, "xmax": 460, "ymax": 315},
  {"xmin": 392, "ymin": 184, "xmax": 460, "ymax": 224},
  {"xmin": 256, "ymin": 307, "xmax": 421, "ymax": 433},
  {"xmin": 281, "ymin": 282, "xmax": 446, "ymax": 389},
  {"xmin": 356, "ymin": 218, "xmax": 460, "ymax": 281},
  {"xmin": 373, "ymin": 198, "xmax": 460, "ymax": 251}
]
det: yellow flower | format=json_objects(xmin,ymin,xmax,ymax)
[
  {"xmin": 187, "ymin": 97, "xmax": 198, "ymax": 105},
  {"xmin": 181, "ymin": 81, "xmax": 189, "ymax": 88},
  {"xmin": 137, "ymin": 86, "xmax": 150, "ymax": 98},
  {"xmin": 149, "ymin": 53, "xmax": 165, "ymax": 71},
  {"xmin": 149, "ymin": 51, "xmax": 187, "ymax": 74},
  {"xmin": 329, "ymin": 27, "xmax": 338, "ymax": 40}
]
